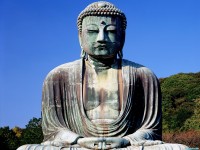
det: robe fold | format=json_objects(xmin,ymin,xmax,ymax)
[{"xmin": 42, "ymin": 59, "xmax": 162, "ymax": 143}]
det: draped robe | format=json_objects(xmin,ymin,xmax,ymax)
[
  {"xmin": 17, "ymin": 59, "xmax": 188, "ymax": 150},
  {"xmin": 42, "ymin": 59, "xmax": 161, "ymax": 140}
]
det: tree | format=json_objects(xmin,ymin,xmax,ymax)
[
  {"xmin": 20, "ymin": 117, "xmax": 43, "ymax": 145},
  {"xmin": 160, "ymin": 72, "xmax": 200, "ymax": 132},
  {"xmin": 0, "ymin": 126, "xmax": 20, "ymax": 150},
  {"xmin": 12, "ymin": 126, "xmax": 22, "ymax": 138}
]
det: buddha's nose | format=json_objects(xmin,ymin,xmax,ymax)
[{"xmin": 96, "ymin": 30, "xmax": 107, "ymax": 43}]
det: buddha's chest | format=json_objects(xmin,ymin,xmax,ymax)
[{"xmin": 83, "ymin": 66, "xmax": 122, "ymax": 121}]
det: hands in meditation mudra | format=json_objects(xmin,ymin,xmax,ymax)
[{"xmin": 18, "ymin": 1, "xmax": 189, "ymax": 150}]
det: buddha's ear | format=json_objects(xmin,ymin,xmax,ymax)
[
  {"xmin": 121, "ymin": 31, "xmax": 125, "ymax": 47},
  {"xmin": 117, "ymin": 31, "xmax": 125, "ymax": 59},
  {"xmin": 78, "ymin": 32, "xmax": 82, "ymax": 47},
  {"xmin": 79, "ymin": 32, "xmax": 87, "ymax": 59}
]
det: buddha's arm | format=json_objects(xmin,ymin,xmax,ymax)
[
  {"xmin": 124, "ymin": 67, "xmax": 162, "ymax": 145},
  {"xmin": 42, "ymin": 106, "xmax": 82, "ymax": 147},
  {"xmin": 41, "ymin": 71, "xmax": 82, "ymax": 147}
]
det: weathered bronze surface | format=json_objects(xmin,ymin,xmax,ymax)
[{"xmin": 18, "ymin": 1, "xmax": 189, "ymax": 150}]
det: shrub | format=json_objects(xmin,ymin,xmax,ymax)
[{"xmin": 163, "ymin": 130, "xmax": 200, "ymax": 148}]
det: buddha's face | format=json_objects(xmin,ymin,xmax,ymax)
[{"xmin": 80, "ymin": 16, "xmax": 125, "ymax": 59}]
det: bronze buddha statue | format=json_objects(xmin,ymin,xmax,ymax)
[{"xmin": 18, "ymin": 1, "xmax": 188, "ymax": 150}]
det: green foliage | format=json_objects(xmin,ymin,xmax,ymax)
[
  {"xmin": 183, "ymin": 98, "xmax": 200, "ymax": 130},
  {"xmin": 160, "ymin": 72, "xmax": 200, "ymax": 132},
  {"xmin": 0, "ymin": 126, "xmax": 20, "ymax": 150},
  {"xmin": 0, "ymin": 118, "xmax": 43, "ymax": 150},
  {"xmin": 20, "ymin": 117, "xmax": 43, "ymax": 145}
]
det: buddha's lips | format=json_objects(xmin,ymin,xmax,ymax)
[{"xmin": 94, "ymin": 44, "xmax": 107, "ymax": 48}]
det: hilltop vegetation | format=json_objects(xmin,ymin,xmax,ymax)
[
  {"xmin": 160, "ymin": 72, "xmax": 200, "ymax": 132},
  {"xmin": 0, "ymin": 72, "xmax": 200, "ymax": 149}
]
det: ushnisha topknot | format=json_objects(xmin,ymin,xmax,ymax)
[{"xmin": 77, "ymin": 1, "xmax": 127, "ymax": 33}]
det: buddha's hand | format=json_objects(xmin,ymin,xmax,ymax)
[
  {"xmin": 77, "ymin": 137, "xmax": 130, "ymax": 149},
  {"xmin": 41, "ymin": 130, "xmax": 82, "ymax": 147},
  {"xmin": 123, "ymin": 136, "xmax": 164, "ymax": 146}
]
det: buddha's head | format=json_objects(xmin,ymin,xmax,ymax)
[{"xmin": 77, "ymin": 1, "xmax": 127, "ymax": 60}]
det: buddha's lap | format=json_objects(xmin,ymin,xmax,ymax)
[{"xmin": 17, "ymin": 143, "xmax": 188, "ymax": 150}]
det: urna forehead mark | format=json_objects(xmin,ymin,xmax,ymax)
[{"xmin": 83, "ymin": 16, "xmax": 117, "ymax": 27}]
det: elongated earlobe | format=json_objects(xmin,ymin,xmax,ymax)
[
  {"xmin": 80, "ymin": 49, "xmax": 87, "ymax": 59},
  {"xmin": 79, "ymin": 33, "xmax": 87, "ymax": 59},
  {"xmin": 118, "ymin": 50, "xmax": 123, "ymax": 59}
]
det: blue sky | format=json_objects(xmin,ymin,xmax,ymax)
[{"xmin": 0, "ymin": 0, "xmax": 199, "ymax": 128}]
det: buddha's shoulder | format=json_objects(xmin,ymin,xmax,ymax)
[
  {"xmin": 122, "ymin": 59, "xmax": 155, "ymax": 75},
  {"xmin": 122, "ymin": 59, "xmax": 144, "ymax": 68},
  {"xmin": 45, "ymin": 59, "xmax": 81, "ymax": 78}
]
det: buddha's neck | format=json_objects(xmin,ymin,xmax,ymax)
[{"xmin": 87, "ymin": 56, "xmax": 117, "ymax": 70}]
